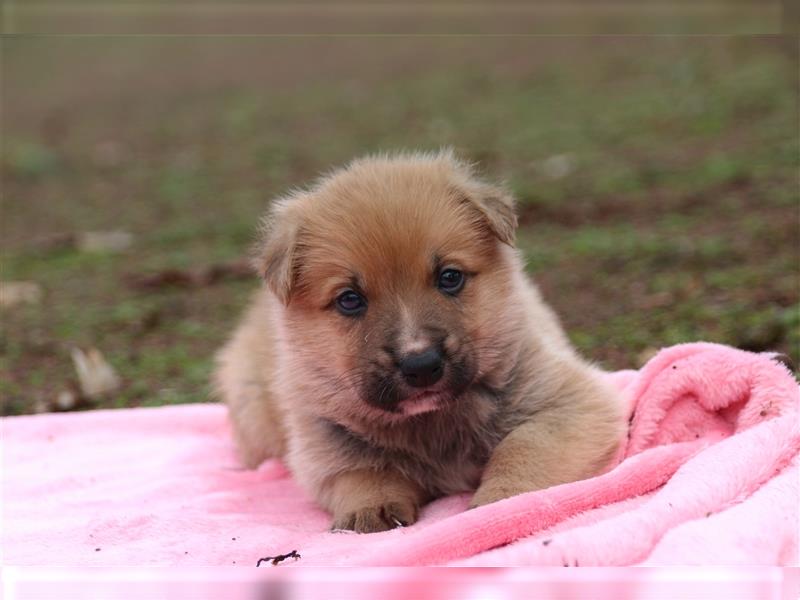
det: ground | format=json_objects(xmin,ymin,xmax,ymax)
[{"xmin": 1, "ymin": 36, "xmax": 797, "ymax": 415}]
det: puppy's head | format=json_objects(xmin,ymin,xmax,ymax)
[{"xmin": 256, "ymin": 151, "xmax": 523, "ymax": 422}]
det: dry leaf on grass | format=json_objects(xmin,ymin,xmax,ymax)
[
  {"xmin": 0, "ymin": 281, "xmax": 43, "ymax": 309},
  {"xmin": 30, "ymin": 231, "xmax": 134, "ymax": 254},
  {"xmin": 70, "ymin": 347, "xmax": 121, "ymax": 400},
  {"xmin": 36, "ymin": 387, "xmax": 95, "ymax": 413},
  {"xmin": 54, "ymin": 389, "xmax": 80, "ymax": 411},
  {"xmin": 78, "ymin": 231, "xmax": 133, "ymax": 253},
  {"xmin": 537, "ymin": 153, "xmax": 575, "ymax": 180},
  {"xmin": 126, "ymin": 259, "xmax": 253, "ymax": 291}
]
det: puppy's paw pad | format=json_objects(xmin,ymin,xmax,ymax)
[
  {"xmin": 331, "ymin": 501, "xmax": 418, "ymax": 534},
  {"xmin": 381, "ymin": 501, "xmax": 417, "ymax": 528}
]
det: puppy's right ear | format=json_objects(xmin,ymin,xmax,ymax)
[
  {"xmin": 441, "ymin": 152, "xmax": 518, "ymax": 247},
  {"xmin": 464, "ymin": 182, "xmax": 518, "ymax": 247},
  {"xmin": 252, "ymin": 197, "xmax": 301, "ymax": 306}
]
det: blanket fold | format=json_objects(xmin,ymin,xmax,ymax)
[{"xmin": 2, "ymin": 342, "xmax": 798, "ymax": 566}]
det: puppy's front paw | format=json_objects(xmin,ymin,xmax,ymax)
[{"xmin": 331, "ymin": 500, "xmax": 418, "ymax": 533}]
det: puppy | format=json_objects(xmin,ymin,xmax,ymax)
[{"xmin": 214, "ymin": 151, "xmax": 623, "ymax": 533}]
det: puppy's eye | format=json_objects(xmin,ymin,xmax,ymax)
[
  {"xmin": 437, "ymin": 269, "xmax": 465, "ymax": 295},
  {"xmin": 335, "ymin": 290, "xmax": 366, "ymax": 316}
]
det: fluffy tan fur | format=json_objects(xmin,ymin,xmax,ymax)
[{"xmin": 214, "ymin": 151, "xmax": 624, "ymax": 533}]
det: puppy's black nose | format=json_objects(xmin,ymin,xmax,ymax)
[{"xmin": 400, "ymin": 348, "xmax": 444, "ymax": 388}]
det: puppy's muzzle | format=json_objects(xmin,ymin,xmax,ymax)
[{"xmin": 399, "ymin": 347, "xmax": 444, "ymax": 388}]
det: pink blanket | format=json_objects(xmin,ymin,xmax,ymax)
[{"xmin": 2, "ymin": 343, "xmax": 798, "ymax": 566}]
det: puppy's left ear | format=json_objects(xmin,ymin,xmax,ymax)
[{"xmin": 460, "ymin": 182, "xmax": 518, "ymax": 247}]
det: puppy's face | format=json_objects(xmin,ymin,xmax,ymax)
[{"xmin": 258, "ymin": 153, "xmax": 521, "ymax": 423}]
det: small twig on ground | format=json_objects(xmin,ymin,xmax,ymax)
[{"xmin": 256, "ymin": 550, "xmax": 301, "ymax": 567}]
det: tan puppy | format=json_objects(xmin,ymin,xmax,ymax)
[{"xmin": 214, "ymin": 151, "xmax": 623, "ymax": 533}]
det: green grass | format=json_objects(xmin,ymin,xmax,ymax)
[{"xmin": 1, "ymin": 37, "xmax": 797, "ymax": 415}]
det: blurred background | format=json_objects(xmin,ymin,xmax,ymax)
[{"xmin": 1, "ymin": 31, "xmax": 797, "ymax": 415}]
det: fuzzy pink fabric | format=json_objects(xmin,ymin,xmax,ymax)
[{"xmin": 2, "ymin": 342, "xmax": 798, "ymax": 567}]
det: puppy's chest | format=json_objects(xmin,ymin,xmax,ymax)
[
  {"xmin": 407, "ymin": 429, "xmax": 498, "ymax": 495},
  {"xmin": 339, "ymin": 412, "xmax": 505, "ymax": 496}
]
